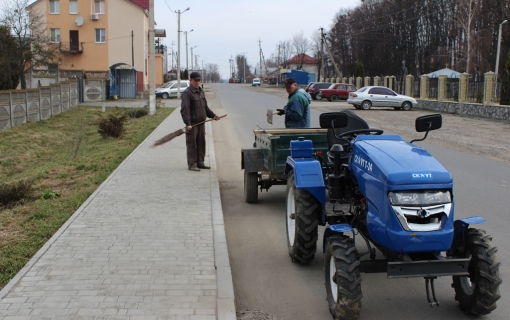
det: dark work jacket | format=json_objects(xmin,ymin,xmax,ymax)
[{"xmin": 180, "ymin": 86, "xmax": 216, "ymax": 125}]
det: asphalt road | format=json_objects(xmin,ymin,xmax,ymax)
[{"xmin": 209, "ymin": 83, "xmax": 509, "ymax": 320}]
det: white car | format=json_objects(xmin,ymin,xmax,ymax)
[
  {"xmin": 347, "ymin": 86, "xmax": 418, "ymax": 111},
  {"xmin": 252, "ymin": 78, "xmax": 261, "ymax": 86},
  {"xmin": 155, "ymin": 80, "xmax": 190, "ymax": 99}
]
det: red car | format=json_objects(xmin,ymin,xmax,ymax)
[
  {"xmin": 317, "ymin": 83, "xmax": 357, "ymax": 101},
  {"xmin": 228, "ymin": 78, "xmax": 235, "ymax": 83}
]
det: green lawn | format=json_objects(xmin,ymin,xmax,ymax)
[{"xmin": 0, "ymin": 106, "xmax": 173, "ymax": 289}]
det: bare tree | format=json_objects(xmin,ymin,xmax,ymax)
[
  {"xmin": 205, "ymin": 63, "xmax": 220, "ymax": 83},
  {"xmin": 1, "ymin": 0, "xmax": 60, "ymax": 89},
  {"xmin": 454, "ymin": 0, "xmax": 482, "ymax": 73},
  {"xmin": 235, "ymin": 54, "xmax": 252, "ymax": 82},
  {"xmin": 291, "ymin": 31, "xmax": 310, "ymax": 70}
]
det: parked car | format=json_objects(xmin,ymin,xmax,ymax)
[
  {"xmin": 305, "ymin": 82, "xmax": 332, "ymax": 100},
  {"xmin": 229, "ymin": 78, "xmax": 235, "ymax": 83},
  {"xmin": 317, "ymin": 83, "xmax": 357, "ymax": 101},
  {"xmin": 155, "ymin": 80, "xmax": 190, "ymax": 99},
  {"xmin": 347, "ymin": 86, "xmax": 418, "ymax": 110},
  {"xmin": 252, "ymin": 78, "xmax": 261, "ymax": 86}
]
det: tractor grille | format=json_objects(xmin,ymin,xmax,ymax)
[{"xmin": 392, "ymin": 204, "xmax": 451, "ymax": 231}]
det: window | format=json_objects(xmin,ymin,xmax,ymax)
[
  {"xmin": 69, "ymin": 0, "xmax": 78, "ymax": 14},
  {"xmin": 95, "ymin": 29, "xmax": 105, "ymax": 43},
  {"xmin": 50, "ymin": 0, "xmax": 60, "ymax": 14},
  {"xmin": 50, "ymin": 28, "xmax": 60, "ymax": 43},
  {"xmin": 94, "ymin": 0, "xmax": 105, "ymax": 14}
]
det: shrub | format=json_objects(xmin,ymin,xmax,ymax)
[
  {"xmin": 0, "ymin": 180, "xmax": 33, "ymax": 207},
  {"xmin": 127, "ymin": 108, "xmax": 148, "ymax": 119},
  {"xmin": 95, "ymin": 111, "xmax": 129, "ymax": 138}
]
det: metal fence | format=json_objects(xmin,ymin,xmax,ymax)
[
  {"xmin": 0, "ymin": 80, "xmax": 79, "ymax": 131},
  {"xmin": 428, "ymin": 78, "xmax": 438, "ymax": 99},
  {"xmin": 446, "ymin": 78, "xmax": 459, "ymax": 101},
  {"xmin": 412, "ymin": 80, "xmax": 420, "ymax": 98}
]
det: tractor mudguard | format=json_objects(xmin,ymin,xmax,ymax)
[
  {"xmin": 285, "ymin": 156, "xmax": 326, "ymax": 205},
  {"xmin": 323, "ymin": 224, "xmax": 354, "ymax": 253},
  {"xmin": 241, "ymin": 148, "xmax": 265, "ymax": 173},
  {"xmin": 452, "ymin": 216, "xmax": 486, "ymax": 245}
]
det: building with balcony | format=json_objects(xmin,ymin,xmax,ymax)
[{"xmin": 27, "ymin": 0, "xmax": 163, "ymax": 99}]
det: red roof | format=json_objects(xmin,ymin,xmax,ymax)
[
  {"xmin": 129, "ymin": 0, "xmax": 149, "ymax": 10},
  {"xmin": 286, "ymin": 53, "xmax": 318, "ymax": 65}
]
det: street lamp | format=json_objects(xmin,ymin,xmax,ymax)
[
  {"xmin": 176, "ymin": 7, "xmax": 190, "ymax": 97},
  {"xmin": 190, "ymin": 46, "xmax": 197, "ymax": 70},
  {"xmin": 184, "ymin": 29, "xmax": 194, "ymax": 72}
]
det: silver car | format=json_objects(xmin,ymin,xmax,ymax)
[{"xmin": 347, "ymin": 86, "xmax": 417, "ymax": 111}]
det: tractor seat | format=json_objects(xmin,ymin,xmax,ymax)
[{"xmin": 320, "ymin": 110, "xmax": 370, "ymax": 162}]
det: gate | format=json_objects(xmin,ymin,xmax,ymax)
[{"xmin": 109, "ymin": 63, "xmax": 137, "ymax": 99}]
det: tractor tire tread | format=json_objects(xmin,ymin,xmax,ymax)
[
  {"xmin": 286, "ymin": 171, "xmax": 320, "ymax": 265},
  {"xmin": 325, "ymin": 236, "xmax": 363, "ymax": 320},
  {"xmin": 451, "ymin": 228, "xmax": 501, "ymax": 315}
]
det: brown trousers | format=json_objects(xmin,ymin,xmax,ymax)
[{"xmin": 185, "ymin": 123, "xmax": 206, "ymax": 168}]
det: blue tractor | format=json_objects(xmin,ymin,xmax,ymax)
[{"xmin": 284, "ymin": 111, "xmax": 501, "ymax": 319}]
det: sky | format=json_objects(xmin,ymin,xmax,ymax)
[{"xmin": 155, "ymin": 0, "xmax": 362, "ymax": 79}]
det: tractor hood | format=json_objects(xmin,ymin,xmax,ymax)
[{"xmin": 350, "ymin": 135, "xmax": 452, "ymax": 186}]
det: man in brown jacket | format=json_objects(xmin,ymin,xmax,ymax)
[{"xmin": 180, "ymin": 72, "xmax": 220, "ymax": 171}]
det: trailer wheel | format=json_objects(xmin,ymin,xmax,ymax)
[
  {"xmin": 285, "ymin": 170, "xmax": 320, "ymax": 264},
  {"xmin": 244, "ymin": 171, "xmax": 258, "ymax": 203},
  {"xmin": 451, "ymin": 228, "xmax": 501, "ymax": 315},
  {"xmin": 325, "ymin": 235, "xmax": 362, "ymax": 320}
]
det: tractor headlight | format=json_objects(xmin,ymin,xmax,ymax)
[{"xmin": 388, "ymin": 190, "xmax": 451, "ymax": 206}]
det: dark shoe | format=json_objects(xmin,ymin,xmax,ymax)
[
  {"xmin": 188, "ymin": 166, "xmax": 200, "ymax": 172},
  {"xmin": 197, "ymin": 165, "xmax": 210, "ymax": 169}
]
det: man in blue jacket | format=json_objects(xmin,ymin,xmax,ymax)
[{"xmin": 276, "ymin": 77, "xmax": 311, "ymax": 128}]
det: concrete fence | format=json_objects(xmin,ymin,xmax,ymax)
[{"xmin": 0, "ymin": 80, "xmax": 79, "ymax": 131}]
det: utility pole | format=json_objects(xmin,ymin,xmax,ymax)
[
  {"xmin": 149, "ymin": 0, "xmax": 155, "ymax": 115},
  {"xmin": 321, "ymin": 31, "xmax": 342, "ymax": 79},
  {"xmin": 320, "ymin": 27, "xmax": 325, "ymax": 81},
  {"xmin": 184, "ymin": 29, "xmax": 193, "ymax": 72},
  {"xmin": 259, "ymin": 38, "xmax": 262, "ymax": 78},
  {"xmin": 190, "ymin": 46, "xmax": 196, "ymax": 70},
  {"xmin": 176, "ymin": 8, "xmax": 190, "ymax": 98}
]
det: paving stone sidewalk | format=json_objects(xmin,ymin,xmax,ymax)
[{"xmin": 0, "ymin": 102, "xmax": 236, "ymax": 320}]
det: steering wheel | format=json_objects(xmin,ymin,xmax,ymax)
[{"xmin": 335, "ymin": 128, "xmax": 384, "ymax": 140}]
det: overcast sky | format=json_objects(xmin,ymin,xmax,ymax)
[{"xmin": 155, "ymin": 0, "xmax": 362, "ymax": 79}]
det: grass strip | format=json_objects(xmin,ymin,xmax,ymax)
[{"xmin": 0, "ymin": 106, "xmax": 173, "ymax": 289}]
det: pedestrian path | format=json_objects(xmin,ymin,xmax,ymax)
[{"xmin": 0, "ymin": 104, "xmax": 236, "ymax": 320}]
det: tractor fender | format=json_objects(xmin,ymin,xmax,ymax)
[
  {"xmin": 241, "ymin": 148, "xmax": 265, "ymax": 173},
  {"xmin": 323, "ymin": 224, "xmax": 354, "ymax": 253},
  {"xmin": 285, "ymin": 156, "xmax": 326, "ymax": 205},
  {"xmin": 452, "ymin": 216, "xmax": 485, "ymax": 246}
]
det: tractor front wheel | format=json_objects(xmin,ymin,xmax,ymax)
[
  {"xmin": 451, "ymin": 228, "xmax": 502, "ymax": 315},
  {"xmin": 325, "ymin": 235, "xmax": 362, "ymax": 320},
  {"xmin": 285, "ymin": 170, "xmax": 320, "ymax": 264}
]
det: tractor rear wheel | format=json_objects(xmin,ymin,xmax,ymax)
[
  {"xmin": 451, "ymin": 228, "xmax": 501, "ymax": 315},
  {"xmin": 325, "ymin": 235, "xmax": 362, "ymax": 320},
  {"xmin": 285, "ymin": 170, "xmax": 320, "ymax": 264},
  {"xmin": 244, "ymin": 171, "xmax": 258, "ymax": 203}
]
